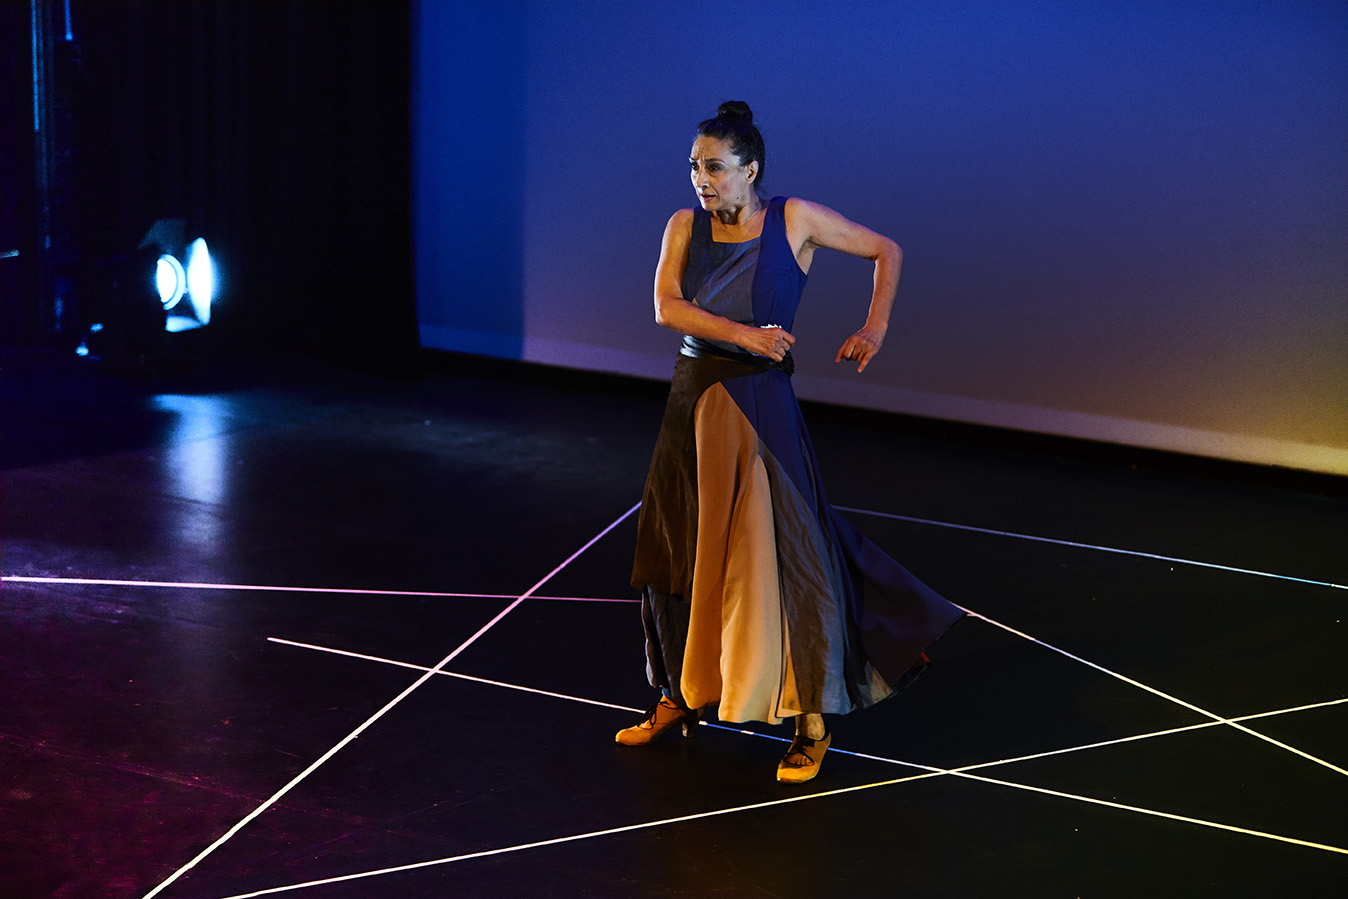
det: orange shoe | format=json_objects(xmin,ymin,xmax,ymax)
[
  {"xmin": 776, "ymin": 727, "xmax": 831, "ymax": 784},
  {"xmin": 615, "ymin": 696, "xmax": 699, "ymax": 746}
]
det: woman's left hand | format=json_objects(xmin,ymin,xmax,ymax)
[{"xmin": 835, "ymin": 324, "xmax": 886, "ymax": 373}]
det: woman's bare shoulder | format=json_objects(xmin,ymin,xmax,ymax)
[
  {"xmin": 783, "ymin": 197, "xmax": 833, "ymax": 218},
  {"xmin": 661, "ymin": 208, "xmax": 697, "ymax": 245}
]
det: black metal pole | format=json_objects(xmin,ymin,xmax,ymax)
[{"xmin": 31, "ymin": 0, "xmax": 80, "ymax": 340}]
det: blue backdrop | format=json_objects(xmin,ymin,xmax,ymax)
[{"xmin": 414, "ymin": 1, "xmax": 1348, "ymax": 474}]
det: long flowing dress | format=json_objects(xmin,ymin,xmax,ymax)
[{"xmin": 631, "ymin": 196, "xmax": 964, "ymax": 725}]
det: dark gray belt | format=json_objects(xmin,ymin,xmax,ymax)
[{"xmin": 679, "ymin": 336, "xmax": 794, "ymax": 375}]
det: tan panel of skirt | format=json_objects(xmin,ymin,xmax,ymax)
[{"xmin": 681, "ymin": 383, "xmax": 802, "ymax": 724}]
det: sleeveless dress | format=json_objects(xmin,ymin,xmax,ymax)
[{"xmin": 631, "ymin": 196, "xmax": 964, "ymax": 724}]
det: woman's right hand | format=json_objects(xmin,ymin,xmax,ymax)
[{"xmin": 739, "ymin": 325, "xmax": 796, "ymax": 361}]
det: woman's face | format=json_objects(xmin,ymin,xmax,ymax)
[{"xmin": 689, "ymin": 135, "xmax": 757, "ymax": 211}]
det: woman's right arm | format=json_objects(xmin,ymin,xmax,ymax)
[{"xmin": 652, "ymin": 210, "xmax": 794, "ymax": 361}]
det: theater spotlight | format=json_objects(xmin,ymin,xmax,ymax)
[
  {"xmin": 76, "ymin": 220, "xmax": 221, "ymax": 363},
  {"xmin": 137, "ymin": 219, "xmax": 218, "ymax": 333}
]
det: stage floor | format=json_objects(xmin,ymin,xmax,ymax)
[{"xmin": 3, "ymin": 352, "xmax": 1345, "ymax": 898}]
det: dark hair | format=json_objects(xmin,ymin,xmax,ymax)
[{"xmin": 697, "ymin": 100, "xmax": 766, "ymax": 188}]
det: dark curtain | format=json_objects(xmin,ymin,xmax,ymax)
[{"xmin": 3, "ymin": 0, "xmax": 418, "ymax": 370}]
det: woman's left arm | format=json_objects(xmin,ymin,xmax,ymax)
[{"xmin": 788, "ymin": 198, "xmax": 903, "ymax": 373}]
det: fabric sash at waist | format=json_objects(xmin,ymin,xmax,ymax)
[{"xmin": 679, "ymin": 335, "xmax": 794, "ymax": 376}]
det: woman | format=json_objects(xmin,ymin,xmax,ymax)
[{"xmin": 620, "ymin": 101, "xmax": 963, "ymax": 784}]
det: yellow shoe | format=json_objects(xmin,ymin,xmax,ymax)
[
  {"xmin": 615, "ymin": 696, "xmax": 698, "ymax": 746},
  {"xmin": 776, "ymin": 727, "xmax": 831, "ymax": 784}
]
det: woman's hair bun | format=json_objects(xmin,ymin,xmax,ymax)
[
  {"xmin": 716, "ymin": 100, "xmax": 753, "ymax": 125},
  {"xmin": 696, "ymin": 100, "xmax": 766, "ymax": 188}
]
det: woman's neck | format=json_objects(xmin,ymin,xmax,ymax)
[{"xmin": 714, "ymin": 194, "xmax": 764, "ymax": 227}]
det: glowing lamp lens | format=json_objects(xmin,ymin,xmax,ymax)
[{"xmin": 156, "ymin": 254, "xmax": 187, "ymax": 310}]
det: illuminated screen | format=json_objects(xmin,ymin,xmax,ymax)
[{"xmin": 414, "ymin": 1, "xmax": 1348, "ymax": 475}]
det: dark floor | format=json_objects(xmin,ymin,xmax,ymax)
[{"xmin": 2, "ymin": 350, "xmax": 1346, "ymax": 899}]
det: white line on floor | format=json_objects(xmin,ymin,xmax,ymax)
[
  {"xmin": 0, "ymin": 575, "xmax": 639, "ymax": 603},
  {"xmin": 835, "ymin": 506, "xmax": 1346, "ymax": 590}
]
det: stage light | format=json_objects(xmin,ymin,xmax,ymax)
[
  {"xmin": 78, "ymin": 220, "xmax": 222, "ymax": 362},
  {"xmin": 137, "ymin": 221, "xmax": 217, "ymax": 334}
]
